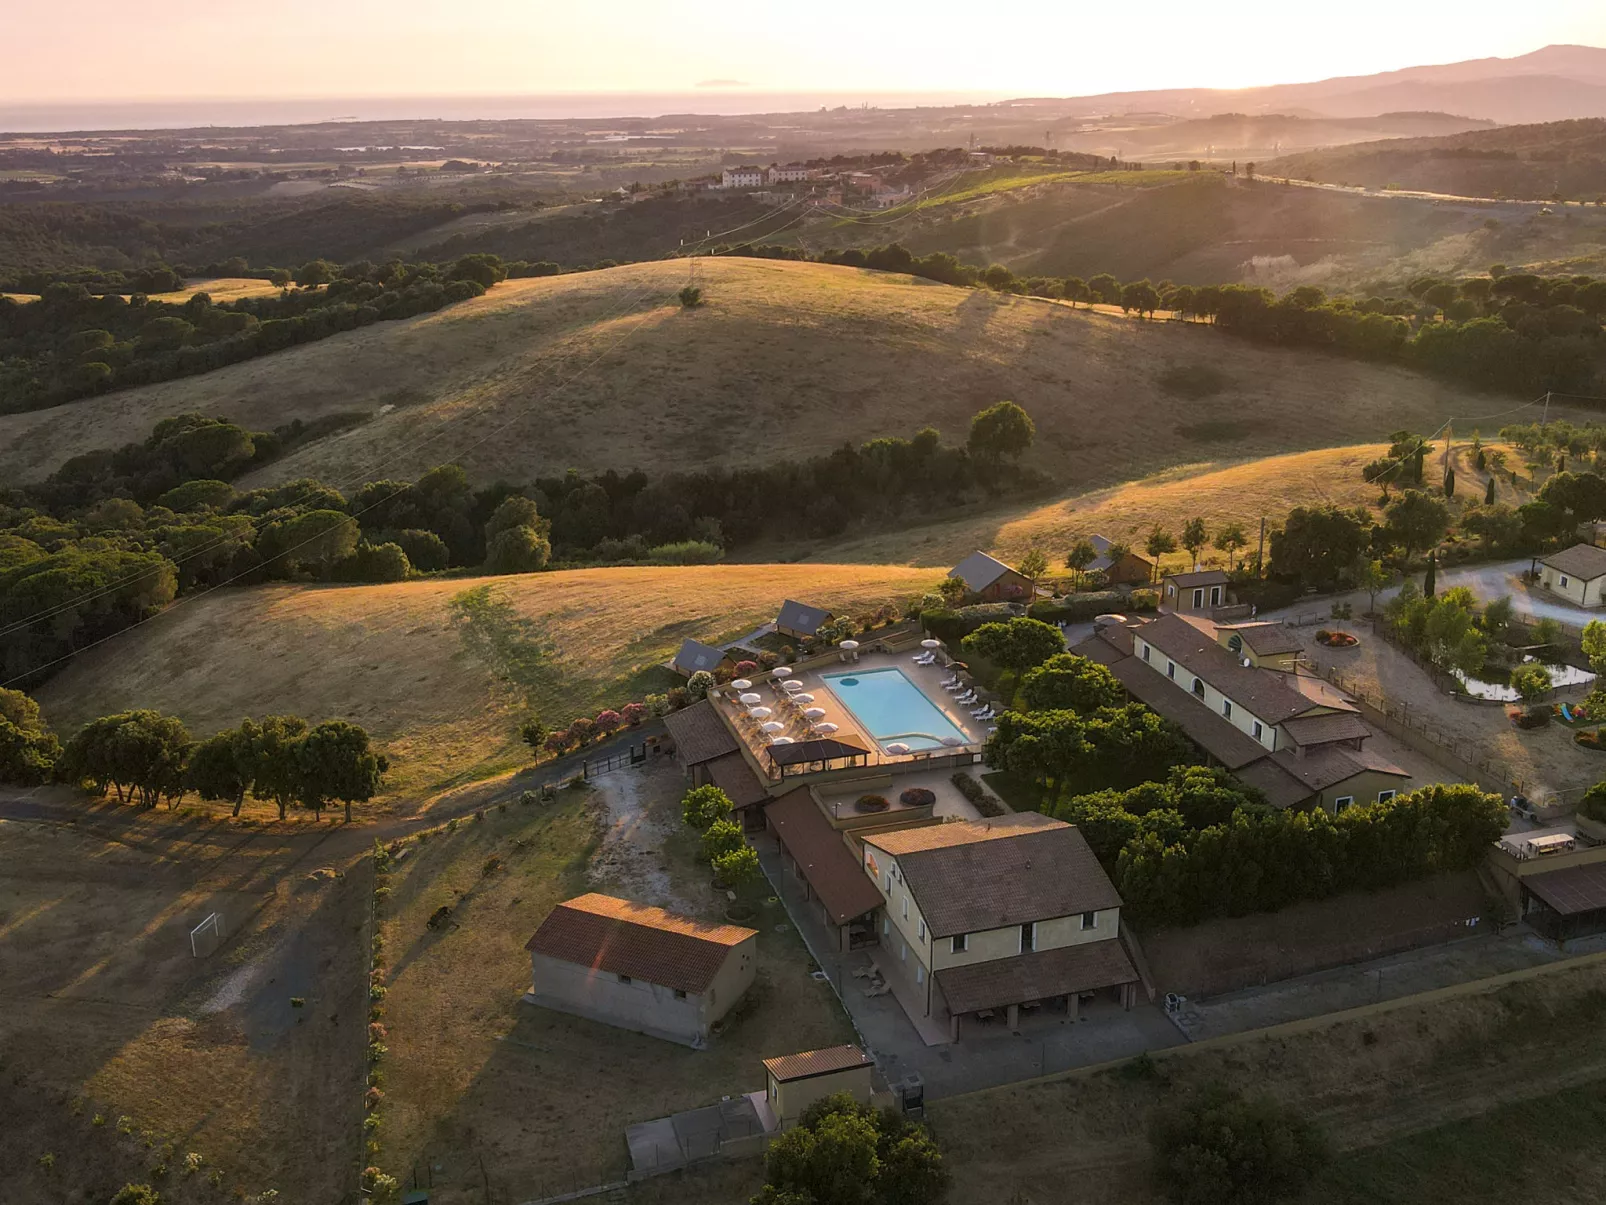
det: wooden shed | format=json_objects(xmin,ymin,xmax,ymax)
[{"xmin": 761, "ymin": 1045, "xmax": 875, "ymax": 1129}]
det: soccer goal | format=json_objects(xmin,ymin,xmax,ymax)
[{"xmin": 190, "ymin": 912, "xmax": 224, "ymax": 958}]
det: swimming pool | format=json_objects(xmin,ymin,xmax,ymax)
[{"xmin": 820, "ymin": 667, "xmax": 971, "ymax": 752}]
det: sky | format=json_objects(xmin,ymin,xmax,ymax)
[{"xmin": 6, "ymin": 0, "xmax": 1606, "ymax": 103}]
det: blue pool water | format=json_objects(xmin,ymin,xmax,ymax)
[{"xmin": 821, "ymin": 667, "xmax": 970, "ymax": 752}]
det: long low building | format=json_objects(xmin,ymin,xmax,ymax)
[{"xmin": 1076, "ymin": 611, "xmax": 1414, "ymax": 812}]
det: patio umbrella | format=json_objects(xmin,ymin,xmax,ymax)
[
  {"xmin": 814, "ymin": 722, "xmax": 839, "ymax": 734},
  {"xmin": 840, "ymin": 639, "xmax": 860, "ymax": 650},
  {"xmin": 769, "ymin": 736, "xmax": 795, "ymax": 746},
  {"xmin": 761, "ymin": 721, "xmax": 786, "ymax": 734},
  {"xmin": 782, "ymin": 679, "xmax": 805, "ymax": 691},
  {"xmin": 772, "ymin": 666, "xmax": 792, "ymax": 677},
  {"xmin": 921, "ymin": 638, "xmax": 942, "ymax": 649},
  {"xmin": 731, "ymin": 678, "xmax": 753, "ymax": 691},
  {"xmin": 748, "ymin": 706, "xmax": 772, "ymax": 720},
  {"xmin": 739, "ymin": 692, "xmax": 762, "ymax": 705},
  {"xmin": 885, "ymin": 742, "xmax": 912, "ymax": 755},
  {"xmin": 791, "ymin": 692, "xmax": 815, "ymax": 704},
  {"xmin": 803, "ymin": 707, "xmax": 827, "ymax": 720},
  {"xmin": 940, "ymin": 735, "xmax": 965, "ymax": 747}
]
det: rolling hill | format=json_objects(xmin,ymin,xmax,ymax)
[
  {"xmin": 30, "ymin": 563, "xmax": 942, "ymax": 800},
  {"xmin": 0, "ymin": 257, "xmax": 1491, "ymax": 495}
]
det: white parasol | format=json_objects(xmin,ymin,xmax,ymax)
[
  {"xmin": 748, "ymin": 706, "xmax": 773, "ymax": 720},
  {"xmin": 739, "ymin": 692, "xmax": 762, "ymax": 705},
  {"xmin": 782, "ymin": 679, "xmax": 805, "ymax": 691},
  {"xmin": 731, "ymin": 678, "xmax": 753, "ymax": 691},
  {"xmin": 839, "ymin": 639, "xmax": 860, "ymax": 650},
  {"xmin": 814, "ymin": 722, "xmax": 839, "ymax": 734},
  {"xmin": 884, "ymin": 742, "xmax": 912, "ymax": 755},
  {"xmin": 769, "ymin": 736, "xmax": 795, "ymax": 746},
  {"xmin": 803, "ymin": 707, "xmax": 827, "ymax": 720},
  {"xmin": 921, "ymin": 638, "xmax": 942, "ymax": 649},
  {"xmin": 791, "ymin": 692, "xmax": 815, "ymax": 704},
  {"xmin": 940, "ymin": 735, "xmax": 966, "ymax": 747},
  {"xmin": 771, "ymin": 666, "xmax": 792, "ymax": 677},
  {"xmin": 761, "ymin": 721, "xmax": 786, "ymax": 734}
]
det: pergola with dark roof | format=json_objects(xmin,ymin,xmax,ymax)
[
  {"xmin": 766, "ymin": 737, "xmax": 873, "ymax": 777},
  {"xmin": 1523, "ymin": 861, "xmax": 1606, "ymax": 941}
]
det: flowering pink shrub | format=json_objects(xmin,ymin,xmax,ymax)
[
  {"xmin": 620, "ymin": 702, "xmax": 647, "ymax": 725},
  {"xmin": 569, "ymin": 716, "xmax": 597, "ymax": 744},
  {"xmin": 734, "ymin": 660, "xmax": 759, "ymax": 676},
  {"xmin": 544, "ymin": 731, "xmax": 571, "ymax": 755},
  {"xmin": 594, "ymin": 709, "xmax": 623, "ymax": 735}
]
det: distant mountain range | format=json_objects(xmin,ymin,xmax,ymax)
[{"xmin": 1020, "ymin": 44, "xmax": 1606, "ymax": 126}]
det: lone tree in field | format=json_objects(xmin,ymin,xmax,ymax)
[
  {"xmin": 678, "ymin": 284, "xmax": 703, "ymax": 308},
  {"xmin": 1213, "ymin": 522, "xmax": 1248, "ymax": 570},
  {"xmin": 1017, "ymin": 547, "xmax": 1049, "ymax": 594},
  {"xmin": 966, "ymin": 401, "xmax": 1036, "ymax": 469},
  {"xmin": 1180, "ymin": 517, "xmax": 1208, "ymax": 568},
  {"xmin": 1149, "ymin": 1084, "xmax": 1327, "ymax": 1205},
  {"xmin": 295, "ymin": 719, "xmax": 388, "ymax": 823},
  {"xmin": 1145, "ymin": 526, "xmax": 1177, "ymax": 578},
  {"xmin": 1065, "ymin": 539, "xmax": 1097, "ymax": 589},
  {"xmin": 519, "ymin": 716, "xmax": 548, "ymax": 757}
]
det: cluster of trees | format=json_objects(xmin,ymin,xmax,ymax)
[
  {"xmin": 0, "ymin": 254, "xmax": 516, "ymax": 411},
  {"xmin": 1050, "ymin": 766, "xmax": 1265, "ymax": 863},
  {"xmin": 750, "ymin": 1092, "xmax": 947, "ymax": 1205},
  {"xmin": 1149, "ymin": 1084, "xmax": 1329, "ymax": 1205},
  {"xmin": 1115, "ymin": 784, "xmax": 1507, "ymax": 927},
  {"xmin": 1382, "ymin": 583, "xmax": 1500, "ymax": 678},
  {"xmin": 1, "ymin": 699, "xmax": 388, "ymax": 822},
  {"xmin": 680, "ymin": 784, "xmax": 760, "ymax": 886}
]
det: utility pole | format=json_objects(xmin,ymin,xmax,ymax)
[
  {"xmin": 1255, "ymin": 516, "xmax": 1266, "ymax": 576},
  {"xmin": 1443, "ymin": 421, "xmax": 1452, "ymax": 483}
]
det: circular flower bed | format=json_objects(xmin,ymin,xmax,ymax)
[
  {"xmin": 725, "ymin": 903, "xmax": 756, "ymax": 922},
  {"xmin": 899, "ymin": 787, "xmax": 937, "ymax": 808},
  {"xmin": 854, "ymin": 794, "xmax": 890, "ymax": 813},
  {"xmin": 1315, "ymin": 629, "xmax": 1359, "ymax": 648},
  {"xmin": 1575, "ymin": 728, "xmax": 1606, "ymax": 751}
]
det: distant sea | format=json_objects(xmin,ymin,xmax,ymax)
[{"xmin": 0, "ymin": 91, "xmax": 1010, "ymax": 134}]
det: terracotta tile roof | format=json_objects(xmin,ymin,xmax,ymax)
[
  {"xmin": 1542, "ymin": 542, "xmax": 1606, "ymax": 581},
  {"xmin": 1281, "ymin": 712, "xmax": 1374, "ymax": 748},
  {"xmin": 1074, "ymin": 624, "xmax": 1134, "ymax": 665},
  {"xmin": 704, "ymin": 751, "xmax": 771, "ymax": 810},
  {"xmin": 864, "ymin": 815, "xmax": 1121, "ymax": 937},
  {"xmin": 1268, "ymin": 745, "xmax": 1409, "ymax": 792},
  {"xmin": 663, "ymin": 700, "xmax": 740, "ymax": 766},
  {"xmin": 763, "ymin": 1045, "xmax": 873, "ymax": 1083},
  {"xmin": 766, "ymin": 788, "xmax": 885, "ymax": 924},
  {"xmin": 525, "ymin": 894, "xmax": 755, "ymax": 995},
  {"xmin": 1164, "ymin": 569, "xmax": 1230, "ymax": 588},
  {"xmin": 1217, "ymin": 621, "xmax": 1302, "ymax": 657},
  {"xmin": 1135, "ymin": 613, "xmax": 1319, "ymax": 726},
  {"xmin": 937, "ymin": 938, "xmax": 1137, "ymax": 1013},
  {"xmin": 1107, "ymin": 657, "xmax": 1269, "ymax": 769}
]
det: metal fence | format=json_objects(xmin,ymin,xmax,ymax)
[{"xmin": 581, "ymin": 743, "xmax": 649, "ymax": 778}]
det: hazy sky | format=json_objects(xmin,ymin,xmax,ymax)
[{"xmin": 8, "ymin": 0, "xmax": 1606, "ymax": 102}]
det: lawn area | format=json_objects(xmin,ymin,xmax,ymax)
[
  {"xmin": 980, "ymin": 769, "xmax": 1051, "ymax": 813},
  {"xmin": 374, "ymin": 768, "xmax": 856, "ymax": 1204},
  {"xmin": 1302, "ymin": 1076, "xmax": 1606, "ymax": 1203}
]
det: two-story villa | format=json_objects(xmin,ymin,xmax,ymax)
[
  {"xmin": 1076, "ymin": 612, "xmax": 1413, "ymax": 812},
  {"xmin": 858, "ymin": 813, "xmax": 1140, "ymax": 1041}
]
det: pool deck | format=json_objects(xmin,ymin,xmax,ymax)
[{"xmin": 715, "ymin": 650, "xmax": 990, "ymax": 764}]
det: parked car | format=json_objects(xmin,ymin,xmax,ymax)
[{"xmin": 1510, "ymin": 794, "xmax": 1539, "ymax": 823}]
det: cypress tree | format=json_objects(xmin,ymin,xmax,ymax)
[
  {"xmin": 1485, "ymin": 476, "xmax": 1496, "ymax": 505},
  {"xmin": 1424, "ymin": 551, "xmax": 1437, "ymax": 598},
  {"xmin": 1444, "ymin": 466, "xmax": 1456, "ymax": 497}
]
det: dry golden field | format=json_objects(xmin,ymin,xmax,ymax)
[
  {"xmin": 33, "ymin": 563, "xmax": 940, "ymax": 802},
  {"xmin": 3, "ymin": 276, "xmax": 285, "ymax": 305},
  {"xmin": 0, "ymin": 257, "xmax": 1493, "ymax": 489},
  {"xmin": 0, "ymin": 817, "xmax": 367, "ymax": 1202}
]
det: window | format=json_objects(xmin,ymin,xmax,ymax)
[
  {"xmin": 916, "ymin": 964, "xmax": 925, "ymax": 985},
  {"xmin": 884, "ymin": 872, "xmax": 892, "ymax": 892},
  {"xmin": 1141, "ymin": 644, "xmax": 1151, "ymax": 663},
  {"xmin": 1222, "ymin": 700, "xmax": 1233, "ymax": 719},
  {"xmin": 900, "ymin": 941, "xmax": 907, "ymax": 962},
  {"xmin": 1561, "ymin": 575, "xmax": 1571, "ymax": 588},
  {"xmin": 1334, "ymin": 795, "xmax": 1355, "ymax": 812},
  {"xmin": 902, "ymin": 895, "xmax": 909, "ymax": 920},
  {"xmin": 1192, "ymin": 677, "xmax": 1205, "ymax": 698},
  {"xmin": 673, "ymin": 988, "xmax": 687, "ymax": 1000},
  {"xmin": 1081, "ymin": 910, "xmax": 1098, "ymax": 930},
  {"xmin": 1252, "ymin": 720, "xmax": 1264, "ymax": 741},
  {"xmin": 951, "ymin": 933, "xmax": 968, "ymax": 954},
  {"xmin": 1167, "ymin": 661, "xmax": 1176, "ymax": 680},
  {"xmin": 1377, "ymin": 789, "xmax": 1397, "ymax": 803},
  {"xmin": 1210, "ymin": 585, "xmax": 1223, "ymax": 606},
  {"xmin": 918, "ymin": 918, "xmax": 926, "ymax": 942},
  {"xmin": 617, "ymin": 974, "xmax": 632, "ymax": 984},
  {"xmin": 1192, "ymin": 588, "xmax": 1204, "ymax": 608},
  {"xmin": 883, "ymin": 915, "xmax": 890, "ymax": 936},
  {"xmin": 1021, "ymin": 922, "xmax": 1036, "ymax": 952}
]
